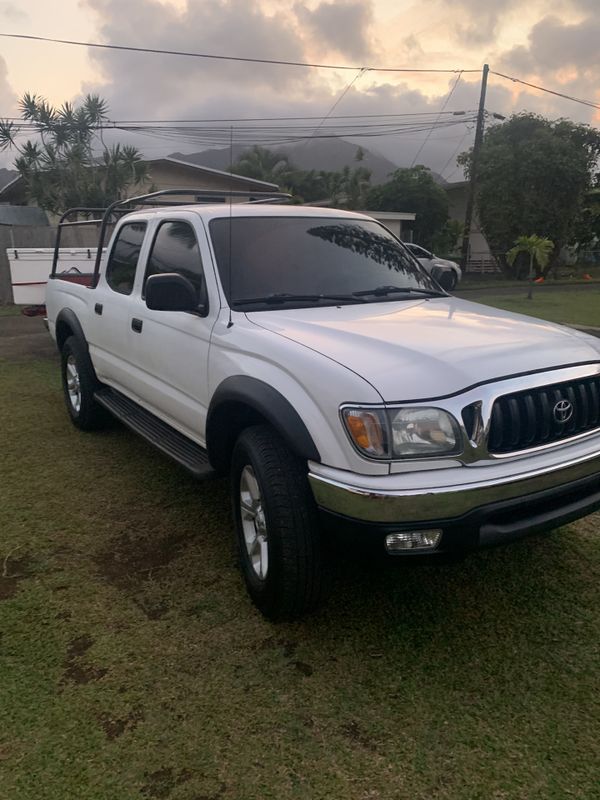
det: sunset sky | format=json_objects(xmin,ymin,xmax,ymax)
[{"xmin": 0, "ymin": 0, "xmax": 598, "ymax": 177}]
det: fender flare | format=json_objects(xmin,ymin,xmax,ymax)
[
  {"xmin": 55, "ymin": 308, "xmax": 88, "ymax": 351},
  {"xmin": 206, "ymin": 376, "xmax": 321, "ymax": 470}
]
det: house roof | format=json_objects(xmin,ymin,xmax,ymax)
[
  {"xmin": 0, "ymin": 175, "xmax": 24, "ymax": 202},
  {"xmin": 148, "ymin": 157, "xmax": 279, "ymax": 190},
  {"xmin": 363, "ymin": 210, "xmax": 416, "ymax": 221},
  {"xmin": 0, "ymin": 156, "xmax": 280, "ymax": 203}
]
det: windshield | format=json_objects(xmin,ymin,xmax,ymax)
[{"xmin": 209, "ymin": 216, "xmax": 440, "ymax": 309}]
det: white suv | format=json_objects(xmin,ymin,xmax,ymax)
[
  {"xmin": 45, "ymin": 192, "xmax": 600, "ymax": 620},
  {"xmin": 404, "ymin": 242, "xmax": 462, "ymax": 289}
]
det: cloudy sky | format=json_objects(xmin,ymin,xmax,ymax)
[{"xmin": 0, "ymin": 0, "xmax": 598, "ymax": 179}]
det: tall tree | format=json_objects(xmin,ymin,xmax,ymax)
[
  {"xmin": 231, "ymin": 145, "xmax": 293, "ymax": 184},
  {"xmin": 458, "ymin": 113, "xmax": 600, "ymax": 276},
  {"xmin": 366, "ymin": 166, "xmax": 449, "ymax": 249},
  {"xmin": 0, "ymin": 93, "xmax": 148, "ymax": 213}
]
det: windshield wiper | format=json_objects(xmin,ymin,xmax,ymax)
[
  {"xmin": 233, "ymin": 292, "xmax": 366, "ymax": 306},
  {"xmin": 353, "ymin": 285, "xmax": 446, "ymax": 298}
]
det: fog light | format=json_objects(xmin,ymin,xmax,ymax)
[{"xmin": 385, "ymin": 529, "xmax": 442, "ymax": 553}]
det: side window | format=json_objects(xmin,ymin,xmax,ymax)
[
  {"xmin": 144, "ymin": 221, "xmax": 208, "ymax": 313},
  {"xmin": 105, "ymin": 222, "xmax": 147, "ymax": 295}
]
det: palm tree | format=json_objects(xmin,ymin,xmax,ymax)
[
  {"xmin": 231, "ymin": 146, "xmax": 292, "ymax": 184},
  {"xmin": 0, "ymin": 93, "xmax": 146, "ymax": 212},
  {"xmin": 507, "ymin": 235, "xmax": 554, "ymax": 300}
]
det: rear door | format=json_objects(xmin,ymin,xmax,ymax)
[
  {"xmin": 88, "ymin": 219, "xmax": 148, "ymax": 395},
  {"xmin": 126, "ymin": 214, "xmax": 220, "ymax": 443}
]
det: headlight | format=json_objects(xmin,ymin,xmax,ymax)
[
  {"xmin": 342, "ymin": 406, "xmax": 462, "ymax": 459},
  {"xmin": 389, "ymin": 408, "xmax": 461, "ymax": 457}
]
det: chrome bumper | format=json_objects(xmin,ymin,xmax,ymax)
[{"xmin": 308, "ymin": 450, "xmax": 600, "ymax": 524}]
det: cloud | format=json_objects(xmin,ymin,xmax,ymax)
[
  {"xmin": 0, "ymin": 54, "xmax": 21, "ymax": 168},
  {"xmin": 495, "ymin": 12, "xmax": 600, "ymax": 121},
  {"xmin": 73, "ymin": 0, "xmax": 599, "ymax": 180},
  {"xmin": 513, "ymin": 14, "xmax": 599, "ymax": 72},
  {"xmin": 0, "ymin": 1, "xmax": 28, "ymax": 23},
  {"xmin": 440, "ymin": 0, "xmax": 518, "ymax": 45},
  {"xmin": 293, "ymin": 0, "xmax": 375, "ymax": 61}
]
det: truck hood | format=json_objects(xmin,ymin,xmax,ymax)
[{"xmin": 247, "ymin": 297, "xmax": 600, "ymax": 401}]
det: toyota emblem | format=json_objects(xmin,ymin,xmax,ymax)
[{"xmin": 553, "ymin": 399, "xmax": 574, "ymax": 424}]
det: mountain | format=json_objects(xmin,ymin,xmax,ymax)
[{"xmin": 169, "ymin": 139, "xmax": 400, "ymax": 185}]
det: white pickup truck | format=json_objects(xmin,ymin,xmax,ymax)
[{"xmin": 45, "ymin": 190, "xmax": 600, "ymax": 620}]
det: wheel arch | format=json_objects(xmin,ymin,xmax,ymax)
[
  {"xmin": 206, "ymin": 376, "xmax": 321, "ymax": 474},
  {"xmin": 55, "ymin": 308, "xmax": 87, "ymax": 352}
]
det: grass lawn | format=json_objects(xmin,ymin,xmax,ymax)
[
  {"xmin": 467, "ymin": 289, "xmax": 600, "ymax": 327},
  {"xmin": 1, "ymin": 357, "xmax": 599, "ymax": 799}
]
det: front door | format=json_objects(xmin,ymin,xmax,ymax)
[{"xmin": 126, "ymin": 214, "xmax": 219, "ymax": 444}]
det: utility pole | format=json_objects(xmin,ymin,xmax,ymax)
[{"xmin": 460, "ymin": 63, "xmax": 489, "ymax": 271}]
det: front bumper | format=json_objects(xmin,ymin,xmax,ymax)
[{"xmin": 309, "ymin": 450, "xmax": 600, "ymax": 552}]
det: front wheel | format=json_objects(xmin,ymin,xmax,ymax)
[{"xmin": 231, "ymin": 424, "xmax": 328, "ymax": 621}]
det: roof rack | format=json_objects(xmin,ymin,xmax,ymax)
[{"xmin": 51, "ymin": 187, "xmax": 293, "ymax": 283}]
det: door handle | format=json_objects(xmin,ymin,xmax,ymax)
[
  {"xmin": 94, "ymin": 303, "xmax": 103, "ymax": 315},
  {"xmin": 131, "ymin": 318, "xmax": 143, "ymax": 333}
]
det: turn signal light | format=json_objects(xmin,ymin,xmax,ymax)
[{"xmin": 343, "ymin": 409, "xmax": 386, "ymax": 457}]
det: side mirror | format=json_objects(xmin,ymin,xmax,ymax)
[
  {"xmin": 431, "ymin": 267, "xmax": 456, "ymax": 292},
  {"xmin": 145, "ymin": 273, "xmax": 199, "ymax": 312}
]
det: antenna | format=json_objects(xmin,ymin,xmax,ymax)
[{"xmin": 227, "ymin": 126, "xmax": 234, "ymax": 328}]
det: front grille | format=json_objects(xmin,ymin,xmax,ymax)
[{"xmin": 488, "ymin": 375, "xmax": 600, "ymax": 454}]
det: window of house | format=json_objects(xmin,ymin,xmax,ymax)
[
  {"xmin": 144, "ymin": 221, "xmax": 208, "ymax": 313},
  {"xmin": 105, "ymin": 222, "xmax": 147, "ymax": 295}
]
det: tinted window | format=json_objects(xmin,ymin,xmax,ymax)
[
  {"xmin": 210, "ymin": 217, "xmax": 435, "ymax": 307},
  {"xmin": 105, "ymin": 222, "xmax": 147, "ymax": 295},
  {"xmin": 409, "ymin": 244, "xmax": 430, "ymax": 258},
  {"xmin": 145, "ymin": 221, "xmax": 207, "ymax": 311}
]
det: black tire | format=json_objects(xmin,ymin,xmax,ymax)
[
  {"xmin": 448, "ymin": 270, "xmax": 458, "ymax": 291},
  {"xmin": 231, "ymin": 424, "xmax": 328, "ymax": 621},
  {"xmin": 60, "ymin": 335, "xmax": 108, "ymax": 431}
]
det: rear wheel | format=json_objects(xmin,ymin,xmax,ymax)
[
  {"xmin": 231, "ymin": 424, "xmax": 328, "ymax": 620},
  {"xmin": 60, "ymin": 336, "xmax": 107, "ymax": 430}
]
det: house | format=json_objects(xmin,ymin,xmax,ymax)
[
  {"xmin": 445, "ymin": 180, "xmax": 497, "ymax": 272},
  {"xmin": 0, "ymin": 156, "xmax": 281, "ymax": 213},
  {"xmin": 364, "ymin": 211, "xmax": 416, "ymax": 241}
]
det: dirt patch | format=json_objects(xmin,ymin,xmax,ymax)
[
  {"xmin": 0, "ymin": 554, "xmax": 32, "ymax": 601},
  {"xmin": 141, "ymin": 767, "xmax": 192, "ymax": 799},
  {"xmin": 257, "ymin": 636, "xmax": 298, "ymax": 659},
  {"xmin": 0, "ymin": 315, "xmax": 57, "ymax": 362},
  {"xmin": 134, "ymin": 598, "xmax": 169, "ymax": 620},
  {"xmin": 95, "ymin": 531, "xmax": 191, "ymax": 591},
  {"xmin": 98, "ymin": 707, "xmax": 144, "ymax": 741},
  {"xmin": 61, "ymin": 635, "xmax": 108, "ymax": 685},
  {"xmin": 340, "ymin": 720, "xmax": 378, "ymax": 752},
  {"xmin": 293, "ymin": 661, "xmax": 313, "ymax": 677}
]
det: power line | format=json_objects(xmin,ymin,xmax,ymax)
[
  {"xmin": 0, "ymin": 32, "xmax": 480, "ymax": 74},
  {"xmin": 439, "ymin": 125, "xmax": 473, "ymax": 176},
  {"xmin": 308, "ymin": 68, "xmax": 368, "ymax": 140},
  {"xmin": 110, "ymin": 111, "xmax": 475, "ymax": 123},
  {"xmin": 491, "ymin": 70, "xmax": 600, "ymax": 112},
  {"xmin": 410, "ymin": 71, "xmax": 463, "ymax": 167},
  {"xmin": 0, "ymin": 110, "xmax": 474, "ymax": 124}
]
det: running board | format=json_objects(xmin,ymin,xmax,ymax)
[{"xmin": 94, "ymin": 388, "xmax": 214, "ymax": 479}]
